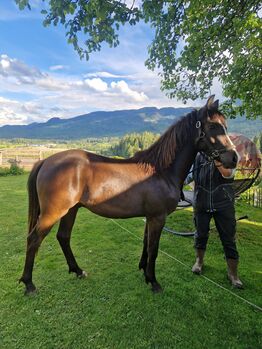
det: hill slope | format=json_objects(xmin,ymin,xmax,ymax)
[{"xmin": 0, "ymin": 107, "xmax": 261, "ymax": 139}]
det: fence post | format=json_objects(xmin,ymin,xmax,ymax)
[
  {"xmin": 0, "ymin": 151, "xmax": 2, "ymax": 166},
  {"xmin": 39, "ymin": 150, "xmax": 43, "ymax": 160}
]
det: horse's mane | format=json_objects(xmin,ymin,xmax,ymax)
[{"xmin": 132, "ymin": 110, "xmax": 198, "ymax": 172}]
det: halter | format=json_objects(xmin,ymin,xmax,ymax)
[{"xmin": 195, "ymin": 118, "xmax": 235, "ymax": 162}]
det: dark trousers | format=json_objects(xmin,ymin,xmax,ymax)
[{"xmin": 194, "ymin": 205, "xmax": 239, "ymax": 260}]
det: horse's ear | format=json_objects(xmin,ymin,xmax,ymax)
[
  {"xmin": 212, "ymin": 99, "xmax": 219, "ymax": 110},
  {"xmin": 199, "ymin": 95, "xmax": 219, "ymax": 121},
  {"xmin": 206, "ymin": 95, "xmax": 219, "ymax": 111},
  {"xmin": 206, "ymin": 95, "xmax": 215, "ymax": 108}
]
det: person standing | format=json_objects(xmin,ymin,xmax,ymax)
[{"xmin": 191, "ymin": 152, "xmax": 243, "ymax": 288}]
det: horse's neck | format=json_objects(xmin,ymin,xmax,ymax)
[{"xmin": 168, "ymin": 144, "xmax": 197, "ymax": 187}]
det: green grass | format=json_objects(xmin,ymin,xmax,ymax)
[{"xmin": 0, "ymin": 175, "xmax": 261, "ymax": 349}]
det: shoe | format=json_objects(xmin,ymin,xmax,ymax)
[
  {"xmin": 192, "ymin": 249, "xmax": 205, "ymax": 274},
  {"xmin": 226, "ymin": 258, "xmax": 244, "ymax": 289}
]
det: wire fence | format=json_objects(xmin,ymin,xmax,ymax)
[{"xmin": 241, "ymin": 187, "xmax": 262, "ymax": 208}]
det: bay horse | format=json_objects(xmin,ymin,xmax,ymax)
[{"xmin": 20, "ymin": 96, "xmax": 238, "ymax": 294}]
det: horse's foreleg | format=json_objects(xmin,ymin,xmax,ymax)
[
  {"xmin": 145, "ymin": 215, "xmax": 166, "ymax": 293},
  {"xmin": 56, "ymin": 206, "xmax": 86, "ymax": 278},
  {"xmin": 139, "ymin": 222, "xmax": 148, "ymax": 273},
  {"xmin": 19, "ymin": 219, "xmax": 53, "ymax": 295}
]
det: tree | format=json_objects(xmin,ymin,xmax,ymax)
[
  {"xmin": 110, "ymin": 132, "xmax": 159, "ymax": 157},
  {"xmin": 16, "ymin": 0, "xmax": 262, "ymax": 119},
  {"xmin": 253, "ymin": 132, "xmax": 262, "ymax": 153}
]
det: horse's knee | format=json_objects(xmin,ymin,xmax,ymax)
[
  {"xmin": 27, "ymin": 228, "xmax": 39, "ymax": 244},
  {"xmin": 56, "ymin": 231, "xmax": 67, "ymax": 242}
]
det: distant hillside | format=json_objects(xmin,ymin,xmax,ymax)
[{"xmin": 0, "ymin": 107, "xmax": 261, "ymax": 139}]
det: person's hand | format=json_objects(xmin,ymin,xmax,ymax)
[
  {"xmin": 214, "ymin": 160, "xmax": 235, "ymax": 178},
  {"xmin": 214, "ymin": 160, "xmax": 222, "ymax": 167}
]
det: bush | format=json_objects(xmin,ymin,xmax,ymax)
[
  {"xmin": 0, "ymin": 163, "xmax": 24, "ymax": 176},
  {"xmin": 9, "ymin": 163, "xmax": 24, "ymax": 175}
]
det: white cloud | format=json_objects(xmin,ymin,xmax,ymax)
[
  {"xmin": 0, "ymin": 54, "xmax": 225, "ymax": 127},
  {"xmin": 49, "ymin": 65, "xmax": 68, "ymax": 71},
  {"xmin": 0, "ymin": 55, "xmax": 156, "ymax": 126},
  {"xmin": 0, "ymin": 97, "xmax": 40, "ymax": 125},
  {"xmin": 36, "ymin": 76, "xmax": 70, "ymax": 91},
  {"xmin": 84, "ymin": 78, "xmax": 108, "ymax": 92},
  {"xmin": 0, "ymin": 54, "xmax": 44, "ymax": 84},
  {"xmin": 111, "ymin": 80, "xmax": 148, "ymax": 102},
  {"xmin": 85, "ymin": 71, "xmax": 131, "ymax": 79},
  {"xmin": 0, "ymin": 57, "xmax": 10, "ymax": 69}
]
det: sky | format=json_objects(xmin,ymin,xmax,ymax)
[{"xmin": 0, "ymin": 0, "xmax": 224, "ymax": 126}]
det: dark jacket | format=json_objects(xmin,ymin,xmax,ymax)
[{"xmin": 192, "ymin": 153, "xmax": 235, "ymax": 212}]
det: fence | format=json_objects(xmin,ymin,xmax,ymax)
[
  {"xmin": 0, "ymin": 147, "xmax": 66, "ymax": 170},
  {"xmin": 241, "ymin": 187, "xmax": 262, "ymax": 208}
]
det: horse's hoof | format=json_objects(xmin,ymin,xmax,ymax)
[
  {"xmin": 152, "ymin": 283, "xmax": 163, "ymax": 293},
  {"xmin": 77, "ymin": 270, "xmax": 87, "ymax": 278},
  {"xmin": 24, "ymin": 284, "xmax": 37, "ymax": 296}
]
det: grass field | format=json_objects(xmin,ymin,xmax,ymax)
[{"xmin": 0, "ymin": 174, "xmax": 261, "ymax": 349}]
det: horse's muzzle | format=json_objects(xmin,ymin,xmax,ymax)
[{"xmin": 220, "ymin": 150, "xmax": 238, "ymax": 169}]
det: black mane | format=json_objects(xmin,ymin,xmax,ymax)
[{"xmin": 132, "ymin": 110, "xmax": 198, "ymax": 172}]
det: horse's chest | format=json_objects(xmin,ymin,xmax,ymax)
[
  {"xmin": 164, "ymin": 190, "xmax": 180, "ymax": 211},
  {"xmin": 146, "ymin": 185, "xmax": 179, "ymax": 214}
]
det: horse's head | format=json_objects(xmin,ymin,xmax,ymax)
[{"xmin": 195, "ymin": 95, "xmax": 238, "ymax": 169}]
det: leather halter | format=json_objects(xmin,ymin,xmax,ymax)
[{"xmin": 195, "ymin": 118, "xmax": 234, "ymax": 162}]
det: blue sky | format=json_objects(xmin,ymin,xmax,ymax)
[{"xmin": 0, "ymin": 0, "xmax": 222, "ymax": 126}]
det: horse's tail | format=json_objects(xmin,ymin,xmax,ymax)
[{"xmin": 27, "ymin": 160, "xmax": 45, "ymax": 234}]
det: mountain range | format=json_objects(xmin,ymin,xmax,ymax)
[{"xmin": 0, "ymin": 107, "xmax": 261, "ymax": 139}]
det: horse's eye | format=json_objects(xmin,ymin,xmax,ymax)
[{"xmin": 208, "ymin": 124, "xmax": 217, "ymax": 130}]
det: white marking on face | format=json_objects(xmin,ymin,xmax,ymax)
[
  {"xmin": 211, "ymin": 114, "xmax": 235, "ymax": 150},
  {"xmin": 217, "ymin": 124, "xmax": 235, "ymax": 150}
]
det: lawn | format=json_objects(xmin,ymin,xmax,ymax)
[{"xmin": 0, "ymin": 174, "xmax": 261, "ymax": 349}]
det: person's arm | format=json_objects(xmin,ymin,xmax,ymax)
[{"xmin": 184, "ymin": 170, "xmax": 194, "ymax": 185}]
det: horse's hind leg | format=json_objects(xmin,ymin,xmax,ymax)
[
  {"xmin": 56, "ymin": 206, "xmax": 86, "ymax": 278},
  {"xmin": 20, "ymin": 216, "xmax": 55, "ymax": 295},
  {"xmin": 139, "ymin": 222, "xmax": 148, "ymax": 273},
  {"xmin": 145, "ymin": 215, "xmax": 166, "ymax": 293}
]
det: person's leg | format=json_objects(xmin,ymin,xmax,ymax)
[
  {"xmin": 213, "ymin": 206, "xmax": 243, "ymax": 288},
  {"xmin": 192, "ymin": 211, "xmax": 212, "ymax": 274}
]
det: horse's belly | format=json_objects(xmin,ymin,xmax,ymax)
[
  {"xmin": 84, "ymin": 197, "xmax": 145, "ymax": 218},
  {"xmin": 81, "ymin": 184, "xmax": 146, "ymax": 218},
  {"xmin": 87, "ymin": 204, "xmax": 144, "ymax": 219},
  {"xmin": 80, "ymin": 175, "xmax": 180, "ymax": 219}
]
